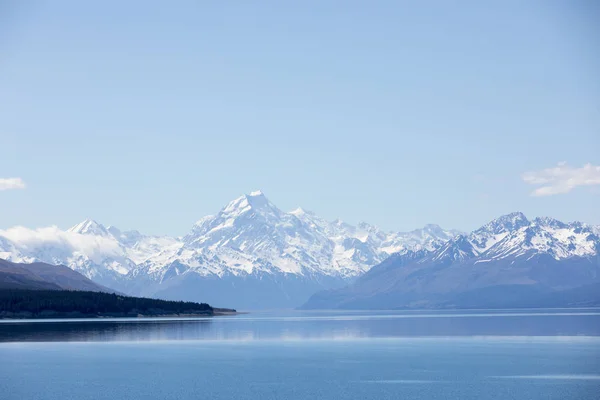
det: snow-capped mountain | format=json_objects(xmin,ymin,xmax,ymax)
[
  {"xmin": 128, "ymin": 191, "xmax": 461, "ymax": 308},
  {"xmin": 0, "ymin": 191, "xmax": 458, "ymax": 308},
  {"xmin": 138, "ymin": 190, "xmax": 460, "ymax": 281},
  {"xmin": 68, "ymin": 219, "xmax": 112, "ymax": 237},
  {"xmin": 0, "ymin": 221, "xmax": 153, "ymax": 285},
  {"xmin": 302, "ymin": 213, "xmax": 600, "ymax": 310},
  {"xmin": 466, "ymin": 212, "xmax": 599, "ymax": 261},
  {"xmin": 2, "ymin": 191, "xmax": 598, "ymax": 309}
]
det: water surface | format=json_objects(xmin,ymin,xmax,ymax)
[
  {"xmin": 1, "ymin": 309, "xmax": 599, "ymax": 400},
  {"xmin": 2, "ymin": 308, "xmax": 599, "ymax": 342}
]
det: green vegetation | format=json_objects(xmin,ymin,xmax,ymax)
[{"xmin": 0, "ymin": 290, "xmax": 220, "ymax": 318}]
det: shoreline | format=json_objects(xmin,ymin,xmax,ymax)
[{"xmin": 0, "ymin": 310, "xmax": 242, "ymax": 320}]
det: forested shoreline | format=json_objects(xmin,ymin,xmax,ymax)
[{"xmin": 0, "ymin": 290, "xmax": 233, "ymax": 319}]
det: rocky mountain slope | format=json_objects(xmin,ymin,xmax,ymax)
[{"xmin": 302, "ymin": 212, "xmax": 600, "ymax": 309}]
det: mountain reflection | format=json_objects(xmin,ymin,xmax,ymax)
[{"xmin": 0, "ymin": 319, "xmax": 214, "ymax": 342}]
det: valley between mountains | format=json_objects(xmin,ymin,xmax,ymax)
[{"xmin": 1, "ymin": 191, "xmax": 599, "ymax": 309}]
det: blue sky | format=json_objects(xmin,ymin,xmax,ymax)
[{"xmin": 1, "ymin": 0, "xmax": 598, "ymax": 235}]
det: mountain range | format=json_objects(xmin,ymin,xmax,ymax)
[
  {"xmin": 0, "ymin": 191, "xmax": 458, "ymax": 308},
  {"xmin": 1, "ymin": 191, "xmax": 598, "ymax": 309},
  {"xmin": 302, "ymin": 212, "xmax": 600, "ymax": 309}
]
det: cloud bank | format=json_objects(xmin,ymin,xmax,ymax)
[
  {"xmin": 0, "ymin": 226, "xmax": 123, "ymax": 265},
  {"xmin": 522, "ymin": 162, "xmax": 600, "ymax": 196},
  {"xmin": 0, "ymin": 177, "xmax": 26, "ymax": 191}
]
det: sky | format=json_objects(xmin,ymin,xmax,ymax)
[{"xmin": 0, "ymin": 0, "xmax": 599, "ymax": 236}]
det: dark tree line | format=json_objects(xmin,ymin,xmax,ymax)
[{"xmin": 0, "ymin": 290, "xmax": 214, "ymax": 317}]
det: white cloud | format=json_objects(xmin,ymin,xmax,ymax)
[
  {"xmin": 0, "ymin": 226, "xmax": 123, "ymax": 264},
  {"xmin": 0, "ymin": 177, "xmax": 26, "ymax": 191},
  {"xmin": 522, "ymin": 162, "xmax": 600, "ymax": 196}
]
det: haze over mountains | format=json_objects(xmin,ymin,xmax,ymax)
[{"xmin": 1, "ymin": 191, "xmax": 599, "ymax": 309}]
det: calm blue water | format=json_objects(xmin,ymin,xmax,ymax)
[{"xmin": 1, "ymin": 309, "xmax": 599, "ymax": 400}]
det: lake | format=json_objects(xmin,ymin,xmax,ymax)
[{"xmin": 1, "ymin": 309, "xmax": 599, "ymax": 399}]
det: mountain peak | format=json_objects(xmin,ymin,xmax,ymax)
[
  {"xmin": 244, "ymin": 190, "xmax": 271, "ymax": 208},
  {"xmin": 479, "ymin": 212, "xmax": 529, "ymax": 234},
  {"xmin": 357, "ymin": 221, "xmax": 377, "ymax": 230},
  {"xmin": 499, "ymin": 211, "xmax": 528, "ymax": 222},
  {"xmin": 532, "ymin": 216, "xmax": 567, "ymax": 229},
  {"xmin": 219, "ymin": 190, "xmax": 281, "ymax": 220},
  {"xmin": 422, "ymin": 224, "xmax": 446, "ymax": 235},
  {"xmin": 333, "ymin": 218, "xmax": 351, "ymax": 228},
  {"xmin": 68, "ymin": 218, "xmax": 110, "ymax": 236},
  {"xmin": 290, "ymin": 207, "xmax": 315, "ymax": 217},
  {"xmin": 248, "ymin": 190, "xmax": 265, "ymax": 197},
  {"xmin": 424, "ymin": 223, "xmax": 442, "ymax": 229},
  {"xmin": 290, "ymin": 207, "xmax": 305, "ymax": 215},
  {"xmin": 432, "ymin": 234, "xmax": 478, "ymax": 262}
]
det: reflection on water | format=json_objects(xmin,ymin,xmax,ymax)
[
  {"xmin": 0, "ymin": 318, "xmax": 214, "ymax": 342},
  {"xmin": 1, "ymin": 309, "xmax": 599, "ymax": 342}
]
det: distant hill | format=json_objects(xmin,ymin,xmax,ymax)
[
  {"xmin": 0, "ymin": 258, "xmax": 115, "ymax": 292},
  {"xmin": 0, "ymin": 290, "xmax": 231, "ymax": 319}
]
